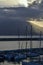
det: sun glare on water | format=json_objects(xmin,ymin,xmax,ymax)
[
  {"xmin": 27, "ymin": 20, "xmax": 43, "ymax": 33},
  {"xmin": 29, "ymin": 20, "xmax": 43, "ymax": 28}
]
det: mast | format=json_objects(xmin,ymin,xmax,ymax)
[{"xmin": 39, "ymin": 31, "xmax": 42, "ymax": 63}]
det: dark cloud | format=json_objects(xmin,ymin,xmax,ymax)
[
  {"xmin": 39, "ymin": 0, "xmax": 43, "ymax": 9},
  {"xmin": 0, "ymin": 6, "xmax": 43, "ymax": 36}
]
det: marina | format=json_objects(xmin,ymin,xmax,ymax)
[
  {"xmin": 0, "ymin": 0, "xmax": 43, "ymax": 65},
  {"xmin": 0, "ymin": 25, "xmax": 43, "ymax": 65}
]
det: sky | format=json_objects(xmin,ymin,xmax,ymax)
[
  {"xmin": 0, "ymin": 0, "xmax": 28, "ymax": 7},
  {"xmin": 0, "ymin": 0, "xmax": 43, "ymax": 35},
  {"xmin": 0, "ymin": 0, "xmax": 41, "ymax": 7}
]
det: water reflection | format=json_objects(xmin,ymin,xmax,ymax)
[{"xmin": 0, "ymin": 41, "xmax": 42, "ymax": 50}]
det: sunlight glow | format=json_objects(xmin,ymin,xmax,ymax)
[
  {"xmin": 0, "ymin": 0, "xmax": 41, "ymax": 7},
  {"xmin": 0, "ymin": 0, "xmax": 28, "ymax": 7},
  {"xmin": 19, "ymin": 0, "xmax": 28, "ymax": 7},
  {"xmin": 27, "ymin": 20, "xmax": 43, "ymax": 33},
  {"xmin": 28, "ymin": 20, "xmax": 43, "ymax": 28}
]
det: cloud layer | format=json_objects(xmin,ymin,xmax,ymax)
[
  {"xmin": 0, "ymin": 0, "xmax": 41, "ymax": 7},
  {"xmin": 0, "ymin": 0, "xmax": 19, "ymax": 7},
  {"xmin": 0, "ymin": 0, "xmax": 28, "ymax": 7}
]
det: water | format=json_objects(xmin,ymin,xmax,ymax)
[
  {"xmin": 0, "ymin": 41, "xmax": 43, "ymax": 50},
  {"xmin": 0, "ymin": 36, "xmax": 43, "ymax": 65}
]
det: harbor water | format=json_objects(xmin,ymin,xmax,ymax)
[{"xmin": 0, "ymin": 36, "xmax": 43, "ymax": 65}]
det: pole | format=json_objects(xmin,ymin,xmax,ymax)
[
  {"xmin": 30, "ymin": 25, "xmax": 32, "ymax": 49},
  {"xmin": 39, "ymin": 31, "xmax": 41, "ymax": 63},
  {"xmin": 26, "ymin": 25, "xmax": 28, "ymax": 49},
  {"xmin": 30, "ymin": 25, "xmax": 32, "ymax": 61},
  {"xmin": 18, "ymin": 27, "xmax": 20, "ymax": 49}
]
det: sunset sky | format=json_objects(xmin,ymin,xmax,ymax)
[
  {"xmin": 0, "ymin": 0, "xmax": 28, "ymax": 7},
  {"xmin": 0, "ymin": 0, "xmax": 41, "ymax": 7},
  {"xmin": 0, "ymin": 0, "xmax": 43, "ymax": 35}
]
